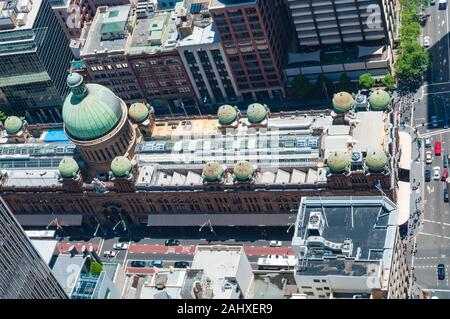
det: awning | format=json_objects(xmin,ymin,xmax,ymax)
[
  {"xmin": 147, "ymin": 213, "xmax": 291, "ymax": 227},
  {"xmin": 357, "ymin": 45, "xmax": 385, "ymax": 58},
  {"xmin": 397, "ymin": 181, "xmax": 410, "ymax": 225},
  {"xmin": 399, "ymin": 131, "xmax": 412, "ymax": 170},
  {"xmin": 15, "ymin": 214, "xmax": 83, "ymax": 227}
]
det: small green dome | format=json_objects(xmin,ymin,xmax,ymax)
[
  {"xmin": 247, "ymin": 103, "xmax": 269, "ymax": 124},
  {"xmin": 129, "ymin": 102, "xmax": 149, "ymax": 123},
  {"xmin": 58, "ymin": 157, "xmax": 79, "ymax": 178},
  {"xmin": 365, "ymin": 149, "xmax": 388, "ymax": 172},
  {"xmin": 202, "ymin": 161, "xmax": 224, "ymax": 182},
  {"xmin": 111, "ymin": 156, "xmax": 132, "ymax": 178},
  {"xmin": 4, "ymin": 116, "xmax": 23, "ymax": 135},
  {"xmin": 233, "ymin": 161, "xmax": 255, "ymax": 181},
  {"xmin": 332, "ymin": 92, "xmax": 355, "ymax": 114},
  {"xmin": 217, "ymin": 104, "xmax": 239, "ymax": 125},
  {"xmin": 327, "ymin": 151, "xmax": 350, "ymax": 173},
  {"xmin": 369, "ymin": 89, "xmax": 391, "ymax": 111},
  {"xmin": 63, "ymin": 74, "xmax": 123, "ymax": 141}
]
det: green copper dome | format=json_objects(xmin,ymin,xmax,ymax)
[
  {"xmin": 365, "ymin": 149, "xmax": 388, "ymax": 172},
  {"xmin": 369, "ymin": 89, "xmax": 391, "ymax": 111},
  {"xmin": 217, "ymin": 104, "xmax": 239, "ymax": 125},
  {"xmin": 63, "ymin": 74, "xmax": 123, "ymax": 141},
  {"xmin": 233, "ymin": 161, "xmax": 255, "ymax": 181},
  {"xmin": 332, "ymin": 92, "xmax": 355, "ymax": 114},
  {"xmin": 4, "ymin": 116, "xmax": 23, "ymax": 135},
  {"xmin": 129, "ymin": 102, "xmax": 150, "ymax": 123},
  {"xmin": 247, "ymin": 103, "xmax": 269, "ymax": 124},
  {"xmin": 327, "ymin": 151, "xmax": 351, "ymax": 173},
  {"xmin": 111, "ymin": 156, "xmax": 132, "ymax": 178},
  {"xmin": 58, "ymin": 157, "xmax": 79, "ymax": 178},
  {"xmin": 202, "ymin": 161, "xmax": 224, "ymax": 182}
]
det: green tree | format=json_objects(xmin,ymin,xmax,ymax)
[
  {"xmin": 395, "ymin": 42, "xmax": 429, "ymax": 80},
  {"xmin": 359, "ymin": 73, "xmax": 375, "ymax": 89},
  {"xmin": 337, "ymin": 73, "xmax": 352, "ymax": 92},
  {"xmin": 381, "ymin": 74, "xmax": 396, "ymax": 90},
  {"xmin": 90, "ymin": 262, "xmax": 103, "ymax": 276},
  {"xmin": 288, "ymin": 74, "xmax": 313, "ymax": 98}
]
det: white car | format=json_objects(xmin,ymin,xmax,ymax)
[
  {"xmin": 434, "ymin": 166, "xmax": 441, "ymax": 180},
  {"xmin": 425, "ymin": 135, "xmax": 432, "ymax": 148},
  {"xmin": 103, "ymin": 251, "xmax": 116, "ymax": 257},
  {"xmin": 423, "ymin": 36, "xmax": 430, "ymax": 48},
  {"xmin": 269, "ymin": 240, "xmax": 282, "ymax": 247},
  {"xmin": 113, "ymin": 243, "xmax": 129, "ymax": 250},
  {"xmin": 426, "ymin": 151, "xmax": 433, "ymax": 164}
]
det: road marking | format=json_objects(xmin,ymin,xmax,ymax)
[
  {"xmin": 122, "ymin": 240, "xmax": 131, "ymax": 270},
  {"xmin": 418, "ymin": 232, "xmax": 450, "ymax": 240},
  {"xmin": 98, "ymin": 238, "xmax": 105, "ymax": 254},
  {"xmin": 423, "ymin": 219, "xmax": 450, "ymax": 226}
]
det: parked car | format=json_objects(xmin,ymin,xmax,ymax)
[
  {"xmin": 113, "ymin": 243, "xmax": 129, "ymax": 250},
  {"xmin": 432, "ymin": 116, "xmax": 438, "ymax": 127},
  {"xmin": 165, "ymin": 239, "xmax": 180, "ymax": 246},
  {"xmin": 130, "ymin": 261, "xmax": 146, "ymax": 268},
  {"xmin": 174, "ymin": 261, "xmax": 190, "ymax": 268},
  {"xmin": 442, "ymin": 169, "xmax": 448, "ymax": 181},
  {"xmin": 437, "ymin": 264, "xmax": 446, "ymax": 280},
  {"xmin": 103, "ymin": 251, "xmax": 116, "ymax": 258},
  {"xmin": 425, "ymin": 169, "xmax": 431, "ymax": 182},
  {"xmin": 426, "ymin": 151, "xmax": 433, "ymax": 164},
  {"xmin": 435, "ymin": 140, "xmax": 442, "ymax": 156},
  {"xmin": 444, "ymin": 189, "xmax": 449, "ymax": 202},
  {"xmin": 439, "ymin": 0, "xmax": 447, "ymax": 10},
  {"xmin": 425, "ymin": 135, "xmax": 432, "ymax": 148},
  {"xmin": 269, "ymin": 240, "xmax": 282, "ymax": 247},
  {"xmin": 444, "ymin": 154, "xmax": 448, "ymax": 168},
  {"xmin": 148, "ymin": 260, "xmax": 164, "ymax": 268},
  {"xmin": 431, "ymin": 0, "xmax": 436, "ymax": 5},
  {"xmin": 423, "ymin": 36, "xmax": 431, "ymax": 47},
  {"xmin": 434, "ymin": 166, "xmax": 441, "ymax": 180}
]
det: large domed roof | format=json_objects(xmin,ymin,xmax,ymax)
[
  {"xmin": 332, "ymin": 92, "xmax": 355, "ymax": 114},
  {"xmin": 129, "ymin": 102, "xmax": 149, "ymax": 123},
  {"xmin": 247, "ymin": 103, "xmax": 269, "ymax": 124},
  {"xmin": 58, "ymin": 157, "xmax": 79, "ymax": 178},
  {"xmin": 63, "ymin": 74, "xmax": 123, "ymax": 141},
  {"xmin": 233, "ymin": 161, "xmax": 255, "ymax": 181},
  {"xmin": 110, "ymin": 156, "xmax": 132, "ymax": 178},
  {"xmin": 365, "ymin": 149, "xmax": 388, "ymax": 172},
  {"xmin": 327, "ymin": 151, "xmax": 350, "ymax": 173},
  {"xmin": 202, "ymin": 162, "xmax": 224, "ymax": 182},
  {"xmin": 369, "ymin": 89, "xmax": 391, "ymax": 111},
  {"xmin": 4, "ymin": 116, "xmax": 23, "ymax": 135},
  {"xmin": 217, "ymin": 104, "xmax": 239, "ymax": 125}
]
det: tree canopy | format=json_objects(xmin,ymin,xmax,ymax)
[{"xmin": 359, "ymin": 73, "xmax": 375, "ymax": 89}]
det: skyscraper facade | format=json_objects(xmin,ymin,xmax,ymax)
[{"xmin": 0, "ymin": 197, "xmax": 68, "ymax": 299}]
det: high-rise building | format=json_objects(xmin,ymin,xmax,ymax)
[
  {"xmin": 0, "ymin": 197, "xmax": 68, "ymax": 299},
  {"xmin": 284, "ymin": 0, "xmax": 397, "ymax": 81},
  {"xmin": 209, "ymin": 0, "xmax": 291, "ymax": 101},
  {"xmin": 0, "ymin": 0, "xmax": 74, "ymax": 123},
  {"xmin": 176, "ymin": 1, "xmax": 239, "ymax": 105}
]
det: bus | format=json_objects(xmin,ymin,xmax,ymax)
[
  {"xmin": 24, "ymin": 230, "xmax": 56, "ymax": 240},
  {"xmin": 257, "ymin": 255, "xmax": 296, "ymax": 270}
]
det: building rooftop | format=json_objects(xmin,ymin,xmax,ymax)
[
  {"xmin": 292, "ymin": 196, "xmax": 398, "ymax": 281},
  {"xmin": 209, "ymin": 0, "xmax": 257, "ymax": 9},
  {"xmin": 248, "ymin": 271, "xmax": 298, "ymax": 299},
  {"xmin": 51, "ymin": 254, "xmax": 87, "ymax": 295},
  {"xmin": 140, "ymin": 269, "xmax": 187, "ymax": 299},
  {"xmin": 177, "ymin": 22, "xmax": 218, "ymax": 47},
  {"xmin": 0, "ymin": 0, "xmax": 42, "ymax": 31},
  {"xmin": 30, "ymin": 239, "xmax": 58, "ymax": 265},
  {"xmin": 82, "ymin": 5, "xmax": 132, "ymax": 55}
]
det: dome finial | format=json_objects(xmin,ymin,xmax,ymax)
[{"xmin": 67, "ymin": 73, "xmax": 88, "ymax": 99}]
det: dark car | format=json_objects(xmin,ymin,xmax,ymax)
[
  {"xmin": 148, "ymin": 260, "xmax": 164, "ymax": 268},
  {"xmin": 444, "ymin": 155, "xmax": 448, "ymax": 168},
  {"xmin": 438, "ymin": 264, "xmax": 446, "ymax": 280},
  {"xmin": 165, "ymin": 239, "xmax": 180, "ymax": 246},
  {"xmin": 431, "ymin": 0, "xmax": 436, "ymax": 4},
  {"xmin": 444, "ymin": 189, "xmax": 449, "ymax": 202},
  {"xmin": 130, "ymin": 261, "xmax": 146, "ymax": 268},
  {"xmin": 425, "ymin": 169, "xmax": 431, "ymax": 182},
  {"xmin": 174, "ymin": 261, "xmax": 190, "ymax": 268}
]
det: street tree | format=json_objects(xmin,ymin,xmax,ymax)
[{"xmin": 359, "ymin": 73, "xmax": 375, "ymax": 89}]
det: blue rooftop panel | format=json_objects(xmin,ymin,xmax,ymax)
[{"xmin": 43, "ymin": 130, "xmax": 70, "ymax": 143}]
